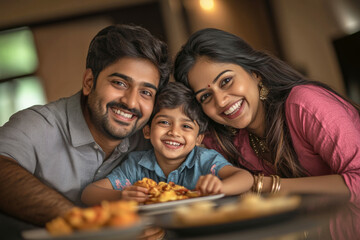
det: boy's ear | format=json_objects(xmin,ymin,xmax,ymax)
[
  {"xmin": 143, "ymin": 125, "xmax": 151, "ymax": 139},
  {"xmin": 195, "ymin": 133, "xmax": 205, "ymax": 146},
  {"xmin": 82, "ymin": 68, "xmax": 94, "ymax": 96}
]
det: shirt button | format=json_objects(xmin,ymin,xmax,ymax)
[
  {"xmin": 94, "ymin": 144, "xmax": 99, "ymax": 150},
  {"xmin": 97, "ymin": 170, "xmax": 101, "ymax": 173}
]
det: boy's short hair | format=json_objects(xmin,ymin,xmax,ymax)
[
  {"xmin": 149, "ymin": 82, "xmax": 208, "ymax": 134},
  {"xmin": 86, "ymin": 24, "xmax": 171, "ymax": 91}
]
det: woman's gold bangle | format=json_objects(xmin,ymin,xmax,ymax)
[
  {"xmin": 270, "ymin": 175, "xmax": 276, "ymax": 193},
  {"xmin": 270, "ymin": 175, "xmax": 281, "ymax": 194},
  {"xmin": 253, "ymin": 173, "xmax": 264, "ymax": 195}
]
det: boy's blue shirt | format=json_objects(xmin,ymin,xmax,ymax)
[{"xmin": 106, "ymin": 146, "xmax": 232, "ymax": 190}]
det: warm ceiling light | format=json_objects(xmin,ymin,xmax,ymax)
[{"xmin": 200, "ymin": 0, "xmax": 214, "ymax": 11}]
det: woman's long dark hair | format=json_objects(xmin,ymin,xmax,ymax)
[{"xmin": 174, "ymin": 28, "xmax": 360, "ymax": 177}]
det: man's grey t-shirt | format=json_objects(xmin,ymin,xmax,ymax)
[{"xmin": 0, "ymin": 91, "xmax": 151, "ymax": 205}]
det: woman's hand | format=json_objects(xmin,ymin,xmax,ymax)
[
  {"xmin": 121, "ymin": 186, "xmax": 149, "ymax": 202},
  {"xmin": 195, "ymin": 174, "xmax": 223, "ymax": 195}
]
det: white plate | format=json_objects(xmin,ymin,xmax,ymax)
[
  {"xmin": 22, "ymin": 218, "xmax": 147, "ymax": 240},
  {"xmin": 138, "ymin": 194, "xmax": 225, "ymax": 214}
]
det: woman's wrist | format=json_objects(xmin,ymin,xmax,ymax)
[{"xmin": 252, "ymin": 174, "xmax": 281, "ymax": 194}]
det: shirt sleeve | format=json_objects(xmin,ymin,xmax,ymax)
[
  {"xmin": 106, "ymin": 152, "xmax": 139, "ymax": 190},
  {"xmin": 198, "ymin": 148, "xmax": 233, "ymax": 178},
  {"xmin": 286, "ymin": 86, "xmax": 360, "ymax": 202},
  {"xmin": 0, "ymin": 108, "xmax": 51, "ymax": 173}
]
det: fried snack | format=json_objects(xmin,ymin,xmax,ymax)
[
  {"xmin": 134, "ymin": 177, "xmax": 201, "ymax": 204},
  {"xmin": 173, "ymin": 193, "xmax": 301, "ymax": 226},
  {"xmin": 103, "ymin": 200, "xmax": 139, "ymax": 227},
  {"xmin": 134, "ymin": 177, "xmax": 157, "ymax": 189},
  {"xmin": 46, "ymin": 200, "xmax": 139, "ymax": 236},
  {"xmin": 45, "ymin": 217, "xmax": 73, "ymax": 235}
]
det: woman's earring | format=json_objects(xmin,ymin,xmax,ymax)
[{"xmin": 259, "ymin": 82, "xmax": 269, "ymax": 100}]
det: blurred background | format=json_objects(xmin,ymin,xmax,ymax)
[{"xmin": 0, "ymin": 0, "xmax": 359, "ymax": 126}]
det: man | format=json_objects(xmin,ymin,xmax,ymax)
[{"xmin": 0, "ymin": 24, "xmax": 171, "ymax": 232}]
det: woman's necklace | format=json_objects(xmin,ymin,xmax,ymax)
[{"xmin": 248, "ymin": 132, "xmax": 268, "ymax": 156}]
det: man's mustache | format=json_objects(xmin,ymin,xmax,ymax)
[{"xmin": 107, "ymin": 102, "xmax": 142, "ymax": 119}]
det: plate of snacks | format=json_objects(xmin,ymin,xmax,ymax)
[
  {"xmin": 134, "ymin": 178, "xmax": 225, "ymax": 213},
  {"xmin": 155, "ymin": 193, "xmax": 301, "ymax": 237},
  {"xmin": 22, "ymin": 200, "xmax": 147, "ymax": 240}
]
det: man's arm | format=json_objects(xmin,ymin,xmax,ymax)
[{"xmin": 0, "ymin": 156, "xmax": 74, "ymax": 226}]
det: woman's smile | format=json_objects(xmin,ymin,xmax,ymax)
[
  {"xmin": 222, "ymin": 99, "xmax": 244, "ymax": 119},
  {"xmin": 188, "ymin": 57, "xmax": 262, "ymax": 130}
]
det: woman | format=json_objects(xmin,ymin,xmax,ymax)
[
  {"xmin": 174, "ymin": 28, "xmax": 360, "ymax": 239},
  {"xmin": 174, "ymin": 28, "xmax": 360, "ymax": 200}
]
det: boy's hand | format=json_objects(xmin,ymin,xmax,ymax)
[
  {"xmin": 195, "ymin": 174, "xmax": 223, "ymax": 195},
  {"xmin": 121, "ymin": 186, "xmax": 149, "ymax": 202}
]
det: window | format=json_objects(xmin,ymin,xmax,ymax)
[{"xmin": 0, "ymin": 27, "xmax": 46, "ymax": 126}]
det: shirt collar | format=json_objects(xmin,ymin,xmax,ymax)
[
  {"xmin": 178, "ymin": 147, "xmax": 197, "ymax": 170},
  {"xmin": 138, "ymin": 147, "xmax": 198, "ymax": 174},
  {"xmin": 116, "ymin": 138, "xmax": 130, "ymax": 153},
  {"xmin": 67, "ymin": 91, "xmax": 95, "ymax": 147},
  {"xmin": 138, "ymin": 150, "xmax": 161, "ymax": 172},
  {"xmin": 67, "ymin": 92, "xmax": 132, "ymax": 152}
]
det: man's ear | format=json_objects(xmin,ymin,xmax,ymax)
[
  {"xmin": 195, "ymin": 133, "xmax": 205, "ymax": 146},
  {"xmin": 82, "ymin": 68, "xmax": 94, "ymax": 96},
  {"xmin": 143, "ymin": 125, "xmax": 151, "ymax": 139}
]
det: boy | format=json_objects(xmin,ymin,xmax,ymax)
[{"xmin": 81, "ymin": 82, "xmax": 253, "ymax": 206}]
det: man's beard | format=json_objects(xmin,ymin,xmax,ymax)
[
  {"xmin": 87, "ymin": 98, "xmax": 145, "ymax": 140},
  {"xmin": 102, "ymin": 112, "xmax": 137, "ymax": 140}
]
